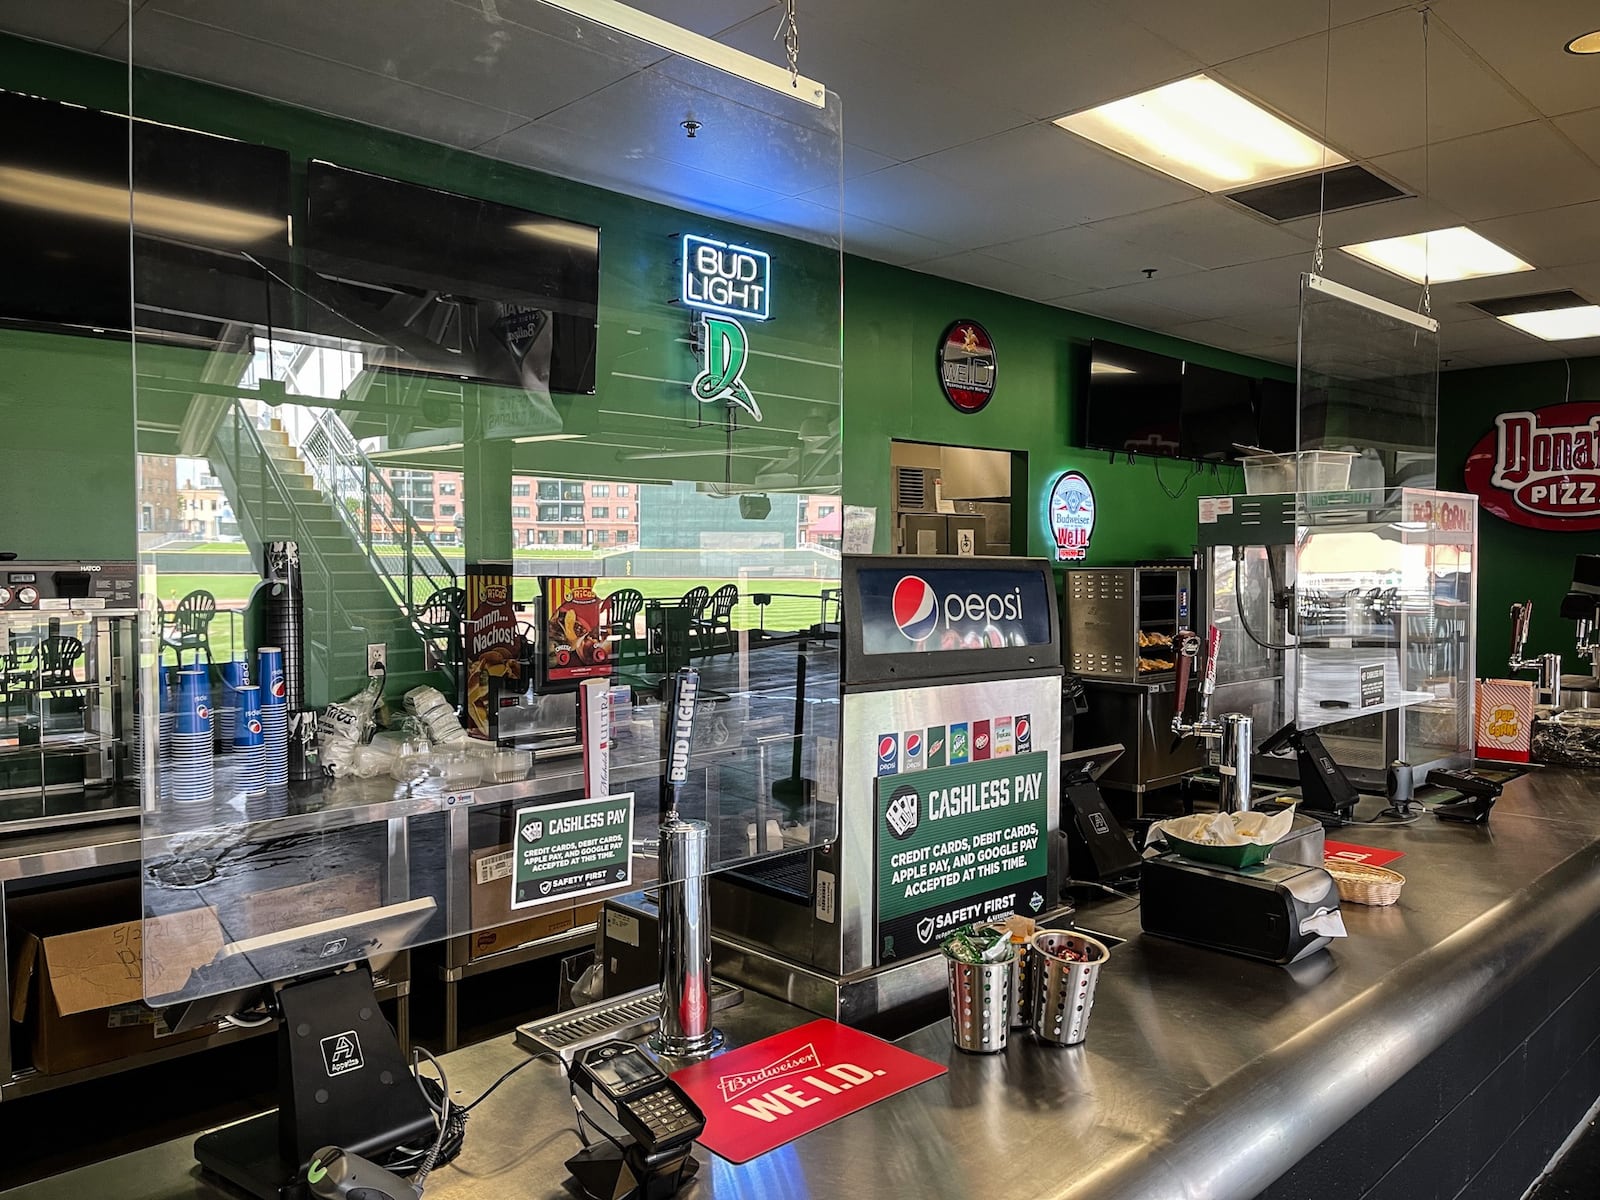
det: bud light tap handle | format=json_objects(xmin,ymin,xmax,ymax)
[
  {"xmin": 1510, "ymin": 601, "xmax": 1533, "ymax": 663},
  {"xmin": 1200, "ymin": 625, "xmax": 1222, "ymax": 723},
  {"xmin": 661, "ymin": 667, "xmax": 701, "ymax": 822}
]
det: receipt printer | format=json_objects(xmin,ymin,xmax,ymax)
[{"xmin": 1140, "ymin": 855, "xmax": 1345, "ymax": 964}]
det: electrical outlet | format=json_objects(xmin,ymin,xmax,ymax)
[{"xmin": 367, "ymin": 642, "xmax": 387, "ymax": 675}]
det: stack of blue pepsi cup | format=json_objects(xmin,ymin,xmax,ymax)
[
  {"xmin": 232, "ymin": 684, "xmax": 266, "ymax": 797},
  {"xmin": 216, "ymin": 658, "xmax": 248, "ymax": 753},
  {"xmin": 259, "ymin": 646, "xmax": 289, "ymax": 788},
  {"xmin": 169, "ymin": 668, "xmax": 216, "ymax": 812}
]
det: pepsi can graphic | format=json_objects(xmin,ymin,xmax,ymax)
[
  {"xmin": 994, "ymin": 716, "xmax": 1014, "ymax": 757},
  {"xmin": 949, "ymin": 723, "xmax": 969, "ymax": 764},
  {"xmin": 903, "ymin": 730, "xmax": 925, "ymax": 772},
  {"xmin": 926, "ymin": 726, "xmax": 947, "ymax": 769},
  {"xmin": 877, "ymin": 733, "xmax": 899, "ymax": 776},
  {"xmin": 1015, "ymin": 713, "xmax": 1032, "ymax": 754},
  {"xmin": 258, "ymin": 646, "xmax": 287, "ymax": 709},
  {"xmin": 972, "ymin": 719, "xmax": 991, "ymax": 761}
]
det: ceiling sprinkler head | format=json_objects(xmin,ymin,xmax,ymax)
[
  {"xmin": 1143, "ymin": 268, "xmax": 1158, "ymax": 279},
  {"xmin": 681, "ymin": 118, "xmax": 702, "ymax": 139}
]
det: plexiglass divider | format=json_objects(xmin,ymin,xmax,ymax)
[{"xmin": 130, "ymin": 0, "xmax": 842, "ymax": 1009}]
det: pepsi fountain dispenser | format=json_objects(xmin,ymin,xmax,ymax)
[{"xmin": 711, "ymin": 556, "xmax": 1065, "ymax": 1035}]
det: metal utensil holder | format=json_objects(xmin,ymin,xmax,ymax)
[
  {"xmin": 1004, "ymin": 934, "xmax": 1032, "ymax": 1029},
  {"xmin": 945, "ymin": 946, "xmax": 1015, "ymax": 1054},
  {"xmin": 1030, "ymin": 930, "xmax": 1110, "ymax": 1047}
]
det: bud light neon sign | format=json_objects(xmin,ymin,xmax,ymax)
[
  {"xmin": 1046, "ymin": 470, "xmax": 1096, "ymax": 562},
  {"xmin": 681, "ymin": 234, "xmax": 770, "ymax": 322}
]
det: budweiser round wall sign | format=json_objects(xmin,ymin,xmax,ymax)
[
  {"xmin": 1464, "ymin": 403, "xmax": 1600, "ymax": 530},
  {"xmin": 937, "ymin": 320, "xmax": 996, "ymax": 413}
]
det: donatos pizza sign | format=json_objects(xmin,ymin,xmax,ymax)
[{"xmin": 1465, "ymin": 402, "xmax": 1600, "ymax": 530}]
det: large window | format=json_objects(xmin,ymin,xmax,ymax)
[
  {"xmin": 537, "ymin": 481, "xmax": 561, "ymax": 500},
  {"xmin": 591, "ymin": 484, "xmax": 609, "ymax": 498},
  {"xmin": 538, "ymin": 503, "xmax": 562, "ymax": 522},
  {"xmin": 562, "ymin": 530, "xmax": 582, "ymax": 545},
  {"xmin": 512, "ymin": 482, "xmax": 531, "ymax": 497},
  {"xmin": 513, "ymin": 505, "xmax": 531, "ymax": 519},
  {"xmin": 616, "ymin": 506, "xmax": 629, "ymax": 520},
  {"xmin": 591, "ymin": 505, "xmax": 609, "ymax": 519}
]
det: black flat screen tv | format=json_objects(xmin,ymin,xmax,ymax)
[
  {"xmin": 1179, "ymin": 361, "xmax": 1258, "ymax": 462},
  {"xmin": 1083, "ymin": 340, "xmax": 1182, "ymax": 457},
  {"xmin": 303, "ymin": 162, "xmax": 599, "ymax": 395},
  {"xmin": 1254, "ymin": 377, "xmax": 1298, "ymax": 454}
]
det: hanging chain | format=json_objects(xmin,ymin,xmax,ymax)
[
  {"xmin": 774, "ymin": 0, "xmax": 800, "ymax": 88},
  {"xmin": 1421, "ymin": 6, "xmax": 1432, "ymax": 316},
  {"xmin": 1314, "ymin": 0, "xmax": 1332, "ymax": 276}
]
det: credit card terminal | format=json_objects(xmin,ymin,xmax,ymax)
[{"xmin": 570, "ymin": 1042, "xmax": 706, "ymax": 1153}]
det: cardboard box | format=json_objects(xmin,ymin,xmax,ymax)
[
  {"xmin": 466, "ymin": 848, "xmax": 613, "ymax": 962},
  {"xmin": 9, "ymin": 880, "xmax": 225, "ymax": 1075}
]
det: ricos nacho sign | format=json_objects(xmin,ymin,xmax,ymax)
[{"xmin": 1464, "ymin": 403, "xmax": 1600, "ymax": 530}]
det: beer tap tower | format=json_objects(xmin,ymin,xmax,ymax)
[
  {"xmin": 1171, "ymin": 625, "xmax": 1254, "ymax": 813},
  {"xmin": 1509, "ymin": 601, "xmax": 1563, "ymax": 709}
]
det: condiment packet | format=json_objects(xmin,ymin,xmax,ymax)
[{"xmin": 940, "ymin": 923, "xmax": 1016, "ymax": 964}]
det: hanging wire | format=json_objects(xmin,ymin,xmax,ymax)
[
  {"xmin": 1421, "ymin": 6, "xmax": 1432, "ymax": 317},
  {"xmin": 774, "ymin": 1, "xmax": 800, "ymax": 89},
  {"xmin": 1314, "ymin": 0, "xmax": 1333, "ymax": 276}
]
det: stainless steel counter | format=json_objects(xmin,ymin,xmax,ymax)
[{"xmin": 7, "ymin": 768, "xmax": 1600, "ymax": 1200}]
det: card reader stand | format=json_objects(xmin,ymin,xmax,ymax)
[
  {"xmin": 193, "ymin": 967, "xmax": 435, "ymax": 1200},
  {"xmin": 1060, "ymin": 744, "xmax": 1142, "ymax": 890},
  {"xmin": 1257, "ymin": 721, "xmax": 1360, "ymax": 827},
  {"xmin": 565, "ymin": 1140, "xmax": 700, "ymax": 1200}
]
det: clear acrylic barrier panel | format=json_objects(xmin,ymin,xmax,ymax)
[
  {"xmin": 128, "ymin": 0, "xmax": 842, "ymax": 1006},
  {"xmin": 1298, "ymin": 273, "xmax": 1441, "ymax": 490}
]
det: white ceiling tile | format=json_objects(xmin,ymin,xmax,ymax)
[
  {"xmin": 982, "ymin": 225, "xmax": 1209, "ymax": 290},
  {"xmin": 904, "ymin": 250, "xmax": 1093, "ymax": 304},
  {"xmin": 712, "ymin": 11, "xmax": 1033, "ymax": 160},
  {"xmin": 747, "ymin": 193, "xmax": 964, "ymax": 266},
  {"xmin": 1215, "ymin": 10, "xmax": 1534, "ymax": 160},
  {"xmin": 1121, "ymin": 0, "xmax": 1408, "ymax": 67},
  {"xmin": 844, "ymin": 142, "xmax": 896, "ymax": 179},
  {"xmin": 913, "ymin": 123, "xmax": 1198, "ymax": 226},
  {"xmin": 1215, "ymin": 306, "xmax": 1306, "ymax": 343},
  {"xmin": 131, "ymin": 12, "xmax": 534, "ymax": 146},
  {"xmin": 626, "ymin": 0, "xmax": 777, "ymax": 36},
  {"xmin": 1104, "ymin": 254, "xmax": 1312, "ymax": 320},
  {"xmin": 1087, "ymin": 198, "xmax": 1314, "ymax": 270},
  {"xmin": 1275, "ymin": 194, "xmax": 1466, "ymax": 247},
  {"xmin": 824, "ymin": 162, "xmax": 1081, "ymax": 248},
  {"xmin": 1429, "ymin": 0, "xmax": 1600, "ymax": 117},
  {"xmin": 1164, "ymin": 318, "xmax": 1286, "ymax": 353},
  {"xmin": 1554, "ymin": 107, "xmax": 1600, "ymax": 168},
  {"xmin": 1422, "ymin": 266, "xmax": 1580, "ymax": 306},
  {"xmin": 1459, "ymin": 341, "xmax": 1583, "ymax": 366},
  {"xmin": 0, "ymin": 0, "xmax": 131, "ymax": 53},
  {"xmin": 1053, "ymin": 291, "xmax": 1210, "ymax": 329},
  {"xmin": 1439, "ymin": 317, "xmax": 1552, "ymax": 354},
  {"xmin": 833, "ymin": 0, "xmax": 1203, "ymax": 120},
  {"xmin": 526, "ymin": 70, "xmax": 840, "ymax": 198},
  {"xmin": 1370, "ymin": 123, "xmax": 1600, "ymax": 221},
  {"xmin": 143, "ymin": 0, "xmax": 660, "ymax": 120}
]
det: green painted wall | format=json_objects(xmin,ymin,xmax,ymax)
[
  {"xmin": 842, "ymin": 257, "xmax": 1292, "ymax": 564},
  {"xmin": 0, "ymin": 329, "xmax": 135, "ymax": 560},
  {"xmin": 1439, "ymin": 356, "xmax": 1600, "ymax": 672}
]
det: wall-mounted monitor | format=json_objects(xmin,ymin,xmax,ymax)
[
  {"xmin": 1083, "ymin": 340, "xmax": 1183, "ymax": 458},
  {"xmin": 1179, "ymin": 361, "xmax": 1258, "ymax": 462},
  {"xmin": 1254, "ymin": 377, "xmax": 1299, "ymax": 454},
  {"xmin": 304, "ymin": 162, "xmax": 599, "ymax": 395}
]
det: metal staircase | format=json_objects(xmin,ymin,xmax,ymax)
[{"xmin": 208, "ymin": 403, "xmax": 457, "ymax": 707}]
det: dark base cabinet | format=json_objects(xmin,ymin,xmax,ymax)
[{"xmin": 1263, "ymin": 906, "xmax": 1600, "ymax": 1200}]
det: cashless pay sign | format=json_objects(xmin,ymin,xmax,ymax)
[{"xmin": 874, "ymin": 750, "xmax": 1050, "ymax": 963}]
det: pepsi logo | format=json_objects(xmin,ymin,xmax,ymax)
[
  {"xmin": 195, "ymin": 704, "xmax": 209, "ymax": 720},
  {"xmin": 891, "ymin": 575, "xmax": 939, "ymax": 643},
  {"xmin": 271, "ymin": 680, "xmax": 286, "ymax": 698},
  {"xmin": 905, "ymin": 733, "xmax": 923, "ymax": 758},
  {"xmin": 975, "ymin": 734, "xmax": 989, "ymax": 749},
  {"xmin": 878, "ymin": 736, "xmax": 897, "ymax": 764},
  {"xmin": 1015, "ymin": 718, "xmax": 1030, "ymax": 741},
  {"xmin": 247, "ymin": 718, "xmax": 262, "ymax": 735}
]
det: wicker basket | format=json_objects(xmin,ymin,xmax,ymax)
[{"xmin": 1324, "ymin": 859, "xmax": 1405, "ymax": 906}]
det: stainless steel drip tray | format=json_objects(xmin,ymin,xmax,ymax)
[{"xmin": 514, "ymin": 980, "xmax": 744, "ymax": 1061}]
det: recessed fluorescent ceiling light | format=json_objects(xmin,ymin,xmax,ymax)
[
  {"xmin": 1053, "ymin": 74, "xmax": 1344, "ymax": 191},
  {"xmin": 1566, "ymin": 30, "xmax": 1600, "ymax": 54},
  {"xmin": 1340, "ymin": 226, "xmax": 1534, "ymax": 285},
  {"xmin": 1500, "ymin": 306, "xmax": 1600, "ymax": 341},
  {"xmin": 1090, "ymin": 362, "xmax": 1135, "ymax": 375}
]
